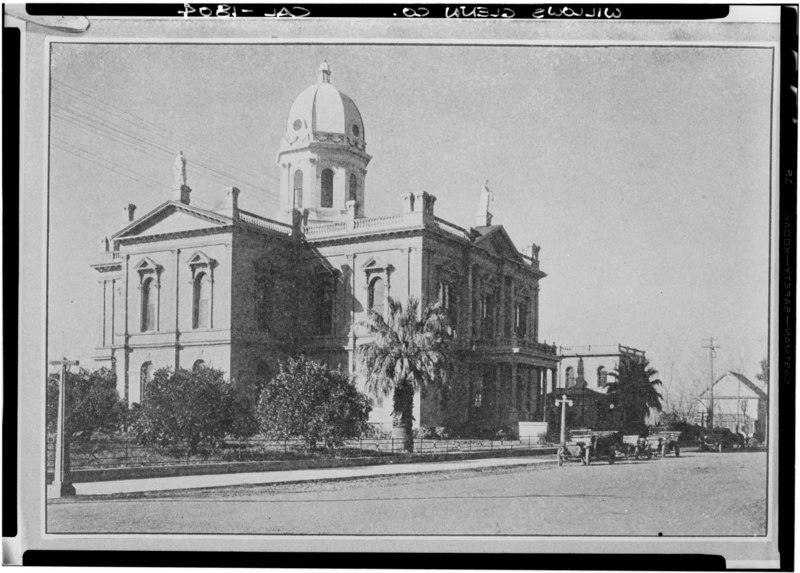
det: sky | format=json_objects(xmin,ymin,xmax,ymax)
[{"xmin": 46, "ymin": 41, "xmax": 774, "ymax": 404}]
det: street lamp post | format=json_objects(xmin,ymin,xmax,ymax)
[
  {"xmin": 49, "ymin": 357, "xmax": 79, "ymax": 498},
  {"xmin": 555, "ymin": 394, "xmax": 573, "ymax": 445}
]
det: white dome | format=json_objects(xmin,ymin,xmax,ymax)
[{"xmin": 283, "ymin": 62, "xmax": 366, "ymax": 148}]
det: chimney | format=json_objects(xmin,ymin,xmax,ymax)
[
  {"xmin": 219, "ymin": 187, "xmax": 240, "ymax": 219},
  {"xmin": 414, "ymin": 191, "xmax": 436, "ymax": 219},
  {"xmin": 124, "ymin": 203, "xmax": 137, "ymax": 222}
]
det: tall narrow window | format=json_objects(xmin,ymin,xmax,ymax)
[
  {"xmin": 565, "ymin": 366, "xmax": 576, "ymax": 387},
  {"xmin": 255, "ymin": 269, "xmax": 271, "ymax": 331},
  {"xmin": 439, "ymin": 281, "xmax": 458, "ymax": 332},
  {"xmin": 141, "ymin": 277, "xmax": 155, "ymax": 332},
  {"xmin": 193, "ymin": 272, "xmax": 210, "ymax": 329},
  {"xmin": 321, "ymin": 168, "xmax": 334, "ymax": 208},
  {"xmin": 515, "ymin": 302, "xmax": 528, "ymax": 338},
  {"xmin": 293, "ymin": 169, "xmax": 303, "ymax": 208},
  {"xmin": 368, "ymin": 277, "xmax": 384, "ymax": 316},
  {"xmin": 597, "ymin": 366, "xmax": 608, "ymax": 388},
  {"xmin": 140, "ymin": 362, "xmax": 154, "ymax": 402},
  {"xmin": 317, "ymin": 278, "xmax": 334, "ymax": 335},
  {"xmin": 481, "ymin": 293, "xmax": 495, "ymax": 340},
  {"xmin": 348, "ymin": 173, "xmax": 357, "ymax": 202}
]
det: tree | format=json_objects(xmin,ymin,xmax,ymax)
[
  {"xmin": 256, "ymin": 357, "xmax": 372, "ymax": 450},
  {"xmin": 603, "ymin": 356, "xmax": 664, "ymax": 435},
  {"xmin": 355, "ymin": 297, "xmax": 451, "ymax": 452},
  {"xmin": 131, "ymin": 366, "xmax": 235, "ymax": 455},
  {"xmin": 46, "ymin": 367, "xmax": 125, "ymax": 441},
  {"xmin": 756, "ymin": 357, "xmax": 769, "ymax": 389}
]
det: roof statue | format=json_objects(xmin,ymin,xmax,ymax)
[
  {"xmin": 476, "ymin": 179, "xmax": 494, "ymax": 226},
  {"xmin": 173, "ymin": 150, "xmax": 187, "ymax": 188},
  {"xmin": 318, "ymin": 60, "xmax": 331, "ymax": 83}
]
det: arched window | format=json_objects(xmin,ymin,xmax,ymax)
[
  {"xmin": 140, "ymin": 277, "xmax": 155, "ymax": 332},
  {"xmin": 565, "ymin": 366, "xmax": 576, "ymax": 387},
  {"xmin": 140, "ymin": 362, "xmax": 154, "ymax": 401},
  {"xmin": 368, "ymin": 276, "xmax": 384, "ymax": 316},
  {"xmin": 320, "ymin": 168, "xmax": 334, "ymax": 208},
  {"xmin": 293, "ymin": 169, "xmax": 303, "ymax": 208},
  {"xmin": 348, "ymin": 173, "xmax": 357, "ymax": 202},
  {"xmin": 597, "ymin": 366, "xmax": 608, "ymax": 388},
  {"xmin": 193, "ymin": 272, "xmax": 210, "ymax": 329},
  {"xmin": 514, "ymin": 301, "xmax": 528, "ymax": 338}
]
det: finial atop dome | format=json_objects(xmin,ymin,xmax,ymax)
[{"xmin": 318, "ymin": 60, "xmax": 331, "ymax": 83}]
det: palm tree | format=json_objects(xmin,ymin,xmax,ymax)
[
  {"xmin": 355, "ymin": 296, "xmax": 451, "ymax": 452},
  {"xmin": 605, "ymin": 355, "xmax": 664, "ymax": 435}
]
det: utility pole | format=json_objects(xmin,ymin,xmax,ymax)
[
  {"xmin": 702, "ymin": 338, "xmax": 720, "ymax": 429},
  {"xmin": 49, "ymin": 357, "xmax": 79, "ymax": 497}
]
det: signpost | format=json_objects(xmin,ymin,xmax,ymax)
[
  {"xmin": 49, "ymin": 358, "xmax": 78, "ymax": 498},
  {"xmin": 555, "ymin": 394, "xmax": 573, "ymax": 445}
]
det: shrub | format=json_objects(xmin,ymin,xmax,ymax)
[
  {"xmin": 131, "ymin": 366, "xmax": 235, "ymax": 455},
  {"xmin": 257, "ymin": 357, "xmax": 372, "ymax": 450},
  {"xmin": 46, "ymin": 367, "xmax": 125, "ymax": 441}
]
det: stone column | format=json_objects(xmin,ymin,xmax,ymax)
[
  {"xmin": 499, "ymin": 271, "xmax": 507, "ymax": 341},
  {"xmin": 173, "ymin": 249, "xmax": 181, "ymax": 369},
  {"xmin": 510, "ymin": 362, "xmax": 518, "ymax": 419},
  {"xmin": 466, "ymin": 261, "xmax": 473, "ymax": 338}
]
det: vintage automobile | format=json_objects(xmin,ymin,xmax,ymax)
[
  {"xmin": 647, "ymin": 430, "xmax": 681, "ymax": 457},
  {"xmin": 621, "ymin": 434, "xmax": 653, "ymax": 460},
  {"xmin": 699, "ymin": 427, "xmax": 745, "ymax": 452},
  {"xmin": 558, "ymin": 429, "xmax": 620, "ymax": 466}
]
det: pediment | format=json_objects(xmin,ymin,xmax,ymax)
[
  {"xmin": 113, "ymin": 202, "xmax": 230, "ymax": 241},
  {"xmin": 474, "ymin": 226, "xmax": 523, "ymax": 262},
  {"xmin": 186, "ymin": 250, "xmax": 215, "ymax": 268},
  {"xmin": 360, "ymin": 257, "xmax": 393, "ymax": 273},
  {"xmin": 134, "ymin": 256, "xmax": 162, "ymax": 273}
]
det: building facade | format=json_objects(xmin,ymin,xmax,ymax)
[
  {"xmin": 696, "ymin": 372, "xmax": 768, "ymax": 439},
  {"xmin": 92, "ymin": 62, "xmax": 559, "ymax": 434},
  {"xmin": 552, "ymin": 344, "xmax": 646, "ymax": 431}
]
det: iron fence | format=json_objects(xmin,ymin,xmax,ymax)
[{"xmin": 46, "ymin": 435, "xmax": 550, "ymax": 472}]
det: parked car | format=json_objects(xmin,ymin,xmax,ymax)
[{"xmin": 699, "ymin": 427, "xmax": 745, "ymax": 452}]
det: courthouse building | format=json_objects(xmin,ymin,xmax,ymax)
[{"xmin": 91, "ymin": 62, "xmax": 559, "ymax": 433}]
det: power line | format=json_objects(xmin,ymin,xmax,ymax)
[
  {"xmin": 52, "ymin": 79, "xmax": 282, "ymax": 190},
  {"xmin": 51, "ymin": 100, "xmax": 280, "ymax": 208},
  {"xmin": 51, "ymin": 137, "xmax": 222, "ymax": 212}
]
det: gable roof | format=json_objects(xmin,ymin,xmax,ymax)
[
  {"xmin": 112, "ymin": 201, "xmax": 233, "ymax": 241},
  {"xmin": 472, "ymin": 225, "xmax": 524, "ymax": 263},
  {"xmin": 699, "ymin": 371, "xmax": 768, "ymax": 400}
]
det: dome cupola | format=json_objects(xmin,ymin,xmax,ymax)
[{"xmin": 276, "ymin": 62, "xmax": 371, "ymax": 224}]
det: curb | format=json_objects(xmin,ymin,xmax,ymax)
[{"xmin": 52, "ymin": 456, "xmax": 560, "ymax": 500}]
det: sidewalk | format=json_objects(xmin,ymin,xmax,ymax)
[{"xmin": 51, "ymin": 455, "xmax": 557, "ymax": 498}]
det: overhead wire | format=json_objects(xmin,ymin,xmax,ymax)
[
  {"xmin": 51, "ymin": 79, "xmax": 283, "ymax": 197},
  {"xmin": 51, "ymin": 98, "xmax": 280, "ymax": 207}
]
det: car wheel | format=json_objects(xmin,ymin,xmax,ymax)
[
  {"xmin": 661, "ymin": 443, "xmax": 668, "ymax": 458},
  {"xmin": 557, "ymin": 447, "xmax": 564, "ymax": 466},
  {"xmin": 717, "ymin": 442, "xmax": 724, "ymax": 453},
  {"xmin": 608, "ymin": 451, "xmax": 615, "ymax": 464},
  {"xmin": 674, "ymin": 444, "xmax": 680, "ymax": 457},
  {"xmin": 582, "ymin": 448, "xmax": 591, "ymax": 466}
]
